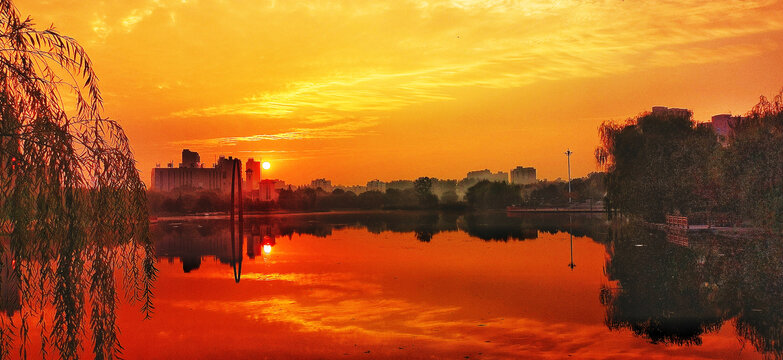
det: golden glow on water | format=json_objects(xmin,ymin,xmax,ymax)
[{"xmin": 97, "ymin": 217, "xmax": 767, "ymax": 359}]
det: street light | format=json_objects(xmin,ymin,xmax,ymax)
[{"xmin": 565, "ymin": 149, "xmax": 572, "ymax": 204}]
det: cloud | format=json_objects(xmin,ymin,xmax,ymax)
[
  {"xmin": 161, "ymin": 0, "xmax": 783, "ymax": 122},
  {"xmin": 170, "ymin": 118, "xmax": 378, "ymax": 147}
]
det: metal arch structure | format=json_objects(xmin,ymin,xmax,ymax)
[
  {"xmin": 230, "ymin": 158, "xmax": 244, "ymax": 219},
  {"xmin": 229, "ymin": 158, "xmax": 244, "ymax": 283}
]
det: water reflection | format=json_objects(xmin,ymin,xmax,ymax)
[
  {"xmin": 154, "ymin": 212, "xmax": 607, "ymax": 275},
  {"xmin": 603, "ymin": 224, "xmax": 783, "ymax": 358},
  {"xmin": 152, "ymin": 212, "xmax": 606, "ymax": 278},
  {"xmin": 150, "ymin": 212, "xmax": 783, "ymax": 359},
  {"xmin": 8, "ymin": 210, "xmax": 780, "ymax": 358},
  {"xmin": 0, "ymin": 225, "xmax": 155, "ymax": 359}
]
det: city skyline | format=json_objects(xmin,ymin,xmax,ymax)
[
  {"xmin": 15, "ymin": 0, "xmax": 783, "ymax": 186},
  {"xmin": 151, "ymin": 147, "xmax": 543, "ymax": 189}
]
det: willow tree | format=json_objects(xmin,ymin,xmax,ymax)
[
  {"xmin": 595, "ymin": 109, "xmax": 720, "ymax": 222},
  {"xmin": 721, "ymin": 90, "xmax": 783, "ymax": 230},
  {"xmin": 0, "ymin": 1, "xmax": 154, "ymax": 359}
]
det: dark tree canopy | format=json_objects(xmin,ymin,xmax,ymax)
[
  {"xmin": 596, "ymin": 89, "xmax": 783, "ymax": 229},
  {"xmin": 720, "ymin": 90, "xmax": 783, "ymax": 230},
  {"xmin": 596, "ymin": 108, "xmax": 720, "ymax": 221}
]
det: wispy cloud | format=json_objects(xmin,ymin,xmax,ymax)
[
  {"xmin": 164, "ymin": 0, "xmax": 783, "ymax": 121},
  {"xmin": 170, "ymin": 118, "xmax": 378, "ymax": 147}
]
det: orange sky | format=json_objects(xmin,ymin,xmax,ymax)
[{"xmin": 16, "ymin": 0, "xmax": 783, "ymax": 186}]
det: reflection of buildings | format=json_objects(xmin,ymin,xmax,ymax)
[
  {"xmin": 153, "ymin": 213, "xmax": 603, "ymax": 281},
  {"xmin": 155, "ymin": 221, "xmax": 280, "ymax": 278},
  {"xmin": 246, "ymin": 224, "xmax": 278, "ymax": 259},
  {"xmin": 154, "ymin": 223, "xmax": 235, "ymax": 273}
]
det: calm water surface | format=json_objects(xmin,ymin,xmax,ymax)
[{"xmin": 12, "ymin": 212, "xmax": 782, "ymax": 359}]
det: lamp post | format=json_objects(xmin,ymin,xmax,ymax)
[{"xmin": 565, "ymin": 149, "xmax": 572, "ymax": 204}]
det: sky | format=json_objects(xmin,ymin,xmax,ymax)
[{"xmin": 16, "ymin": 0, "xmax": 783, "ymax": 186}]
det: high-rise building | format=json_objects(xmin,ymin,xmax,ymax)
[
  {"xmin": 510, "ymin": 166, "xmax": 536, "ymax": 185},
  {"xmin": 180, "ymin": 149, "xmax": 200, "ymax": 168},
  {"xmin": 386, "ymin": 180, "xmax": 414, "ymax": 191},
  {"xmin": 710, "ymin": 113, "xmax": 740, "ymax": 146},
  {"xmin": 258, "ymin": 179, "xmax": 279, "ymax": 202},
  {"xmin": 151, "ymin": 151, "xmax": 239, "ymax": 193},
  {"xmin": 466, "ymin": 169, "xmax": 508, "ymax": 183},
  {"xmin": 245, "ymin": 158, "xmax": 261, "ymax": 191},
  {"xmin": 366, "ymin": 179, "xmax": 386, "ymax": 192},
  {"xmin": 310, "ymin": 178, "xmax": 332, "ymax": 192},
  {"xmin": 651, "ymin": 106, "xmax": 691, "ymax": 118}
]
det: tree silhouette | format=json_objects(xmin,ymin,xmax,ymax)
[
  {"xmin": 721, "ymin": 89, "xmax": 783, "ymax": 230},
  {"xmin": 596, "ymin": 109, "xmax": 719, "ymax": 221},
  {"xmin": 0, "ymin": 1, "xmax": 154, "ymax": 359}
]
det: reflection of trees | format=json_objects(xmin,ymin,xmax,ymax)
[
  {"xmin": 602, "ymin": 227, "xmax": 724, "ymax": 345},
  {"xmin": 0, "ymin": 228, "xmax": 155, "ymax": 360},
  {"xmin": 155, "ymin": 212, "xmax": 608, "ymax": 280},
  {"xmin": 413, "ymin": 213, "xmax": 439, "ymax": 242},
  {"xmin": 603, "ymin": 226, "xmax": 783, "ymax": 357}
]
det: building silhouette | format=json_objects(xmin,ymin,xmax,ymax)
[
  {"xmin": 245, "ymin": 158, "xmax": 261, "ymax": 191},
  {"xmin": 387, "ymin": 180, "xmax": 414, "ymax": 191},
  {"xmin": 510, "ymin": 166, "xmax": 536, "ymax": 185},
  {"xmin": 151, "ymin": 150, "xmax": 241, "ymax": 193},
  {"xmin": 257, "ymin": 179, "xmax": 279, "ymax": 202},
  {"xmin": 367, "ymin": 179, "xmax": 386, "ymax": 192},
  {"xmin": 466, "ymin": 169, "xmax": 508, "ymax": 183},
  {"xmin": 709, "ymin": 114, "xmax": 742, "ymax": 146},
  {"xmin": 652, "ymin": 106, "xmax": 690, "ymax": 118},
  {"xmin": 310, "ymin": 178, "xmax": 333, "ymax": 192}
]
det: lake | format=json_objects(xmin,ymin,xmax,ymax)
[{"xmin": 4, "ymin": 211, "xmax": 781, "ymax": 359}]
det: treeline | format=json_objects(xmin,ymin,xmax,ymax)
[
  {"xmin": 148, "ymin": 173, "xmax": 606, "ymax": 215},
  {"xmin": 597, "ymin": 89, "xmax": 783, "ymax": 230},
  {"xmin": 148, "ymin": 189, "xmax": 230, "ymax": 214},
  {"xmin": 464, "ymin": 173, "xmax": 604, "ymax": 210},
  {"xmin": 147, "ymin": 182, "xmax": 462, "ymax": 215},
  {"xmin": 278, "ymin": 177, "xmax": 456, "ymax": 211}
]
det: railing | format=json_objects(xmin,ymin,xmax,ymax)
[
  {"xmin": 666, "ymin": 215, "xmax": 688, "ymax": 231},
  {"xmin": 665, "ymin": 215, "xmax": 689, "ymax": 247},
  {"xmin": 687, "ymin": 212, "xmax": 738, "ymax": 228}
]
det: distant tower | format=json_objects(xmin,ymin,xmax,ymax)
[{"xmin": 565, "ymin": 149, "xmax": 573, "ymax": 204}]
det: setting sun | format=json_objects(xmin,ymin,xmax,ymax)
[{"xmin": 262, "ymin": 161, "xmax": 271, "ymax": 170}]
